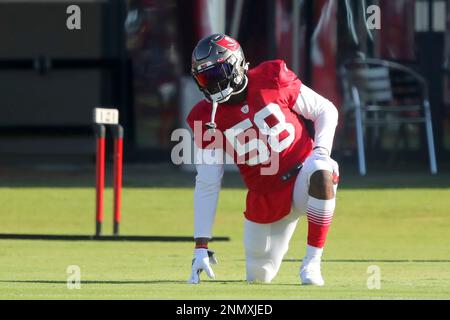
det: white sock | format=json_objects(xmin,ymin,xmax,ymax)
[{"xmin": 305, "ymin": 245, "xmax": 323, "ymax": 261}]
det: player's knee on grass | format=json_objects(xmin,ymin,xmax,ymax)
[
  {"xmin": 245, "ymin": 244, "xmax": 286, "ymax": 283},
  {"xmin": 246, "ymin": 259, "xmax": 277, "ymax": 283},
  {"xmin": 245, "ymin": 236, "xmax": 280, "ymax": 283},
  {"xmin": 244, "ymin": 217, "xmax": 293, "ymax": 283},
  {"xmin": 309, "ymin": 170, "xmax": 334, "ymax": 200}
]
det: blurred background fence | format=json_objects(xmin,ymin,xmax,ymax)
[{"xmin": 0, "ymin": 0, "xmax": 449, "ymax": 172}]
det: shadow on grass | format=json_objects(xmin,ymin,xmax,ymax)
[
  {"xmin": 0, "ymin": 234, "xmax": 230, "ymax": 242},
  {"xmin": 0, "ymin": 280, "xmax": 185, "ymax": 285},
  {"xmin": 0, "ymin": 279, "xmax": 331, "ymax": 287},
  {"xmin": 283, "ymin": 259, "xmax": 450, "ymax": 263},
  {"xmin": 0, "ymin": 279, "xmax": 246, "ymax": 285},
  {"xmin": 231, "ymin": 258, "xmax": 450, "ymax": 263}
]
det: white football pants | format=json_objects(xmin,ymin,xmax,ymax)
[{"xmin": 244, "ymin": 155, "xmax": 339, "ymax": 283}]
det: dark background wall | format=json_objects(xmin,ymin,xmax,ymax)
[{"xmin": 0, "ymin": 0, "xmax": 449, "ymax": 168}]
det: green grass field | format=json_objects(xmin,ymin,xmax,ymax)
[{"xmin": 0, "ymin": 164, "xmax": 449, "ymax": 299}]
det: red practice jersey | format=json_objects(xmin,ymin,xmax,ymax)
[{"xmin": 187, "ymin": 60, "xmax": 313, "ymax": 223}]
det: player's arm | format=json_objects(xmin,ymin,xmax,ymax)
[
  {"xmin": 194, "ymin": 154, "xmax": 224, "ymax": 243},
  {"xmin": 188, "ymin": 148, "xmax": 224, "ymax": 284},
  {"xmin": 292, "ymin": 84, "xmax": 339, "ymax": 155}
]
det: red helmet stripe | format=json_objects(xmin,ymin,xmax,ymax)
[{"xmin": 215, "ymin": 36, "xmax": 240, "ymax": 52}]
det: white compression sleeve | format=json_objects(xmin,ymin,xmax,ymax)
[
  {"xmin": 193, "ymin": 150, "xmax": 224, "ymax": 239},
  {"xmin": 292, "ymin": 84, "xmax": 339, "ymax": 154}
]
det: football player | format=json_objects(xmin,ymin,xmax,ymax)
[{"xmin": 187, "ymin": 34, "xmax": 339, "ymax": 286}]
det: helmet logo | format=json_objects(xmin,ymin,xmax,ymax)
[
  {"xmin": 241, "ymin": 105, "xmax": 249, "ymax": 114},
  {"xmin": 215, "ymin": 36, "xmax": 239, "ymax": 52}
]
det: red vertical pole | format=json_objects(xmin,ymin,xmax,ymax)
[
  {"xmin": 95, "ymin": 124, "xmax": 106, "ymax": 237},
  {"xmin": 113, "ymin": 125, "xmax": 124, "ymax": 236}
]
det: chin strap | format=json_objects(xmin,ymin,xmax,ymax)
[
  {"xmin": 205, "ymin": 102, "xmax": 218, "ymax": 130},
  {"xmin": 205, "ymin": 75, "xmax": 248, "ymax": 131}
]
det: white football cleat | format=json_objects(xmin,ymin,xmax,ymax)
[{"xmin": 300, "ymin": 257, "xmax": 325, "ymax": 286}]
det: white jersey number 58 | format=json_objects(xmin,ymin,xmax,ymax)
[{"xmin": 224, "ymin": 103, "xmax": 295, "ymax": 165}]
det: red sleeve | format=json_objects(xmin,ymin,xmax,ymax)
[
  {"xmin": 250, "ymin": 60, "xmax": 302, "ymax": 109},
  {"xmin": 276, "ymin": 60, "xmax": 301, "ymax": 87},
  {"xmin": 273, "ymin": 60, "xmax": 303, "ymax": 110}
]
